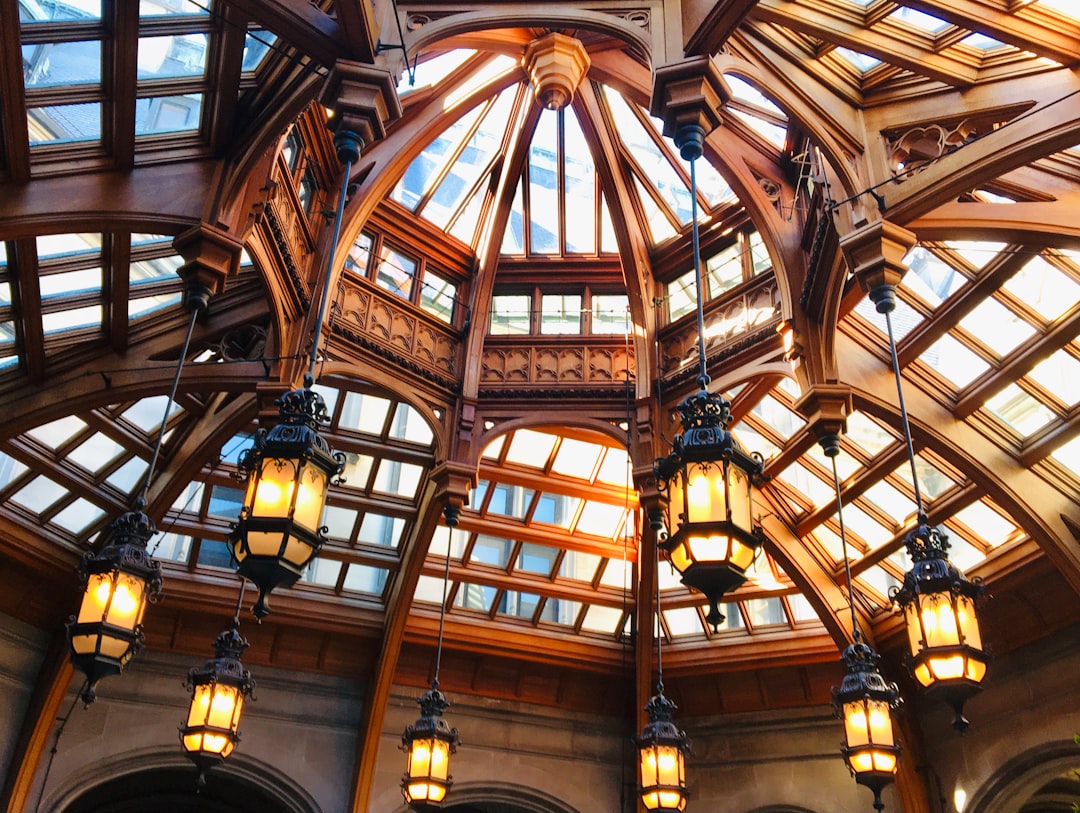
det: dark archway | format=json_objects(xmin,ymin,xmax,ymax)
[{"xmin": 49, "ymin": 753, "xmax": 320, "ymax": 813}]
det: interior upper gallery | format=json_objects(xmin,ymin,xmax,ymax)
[{"xmin": 0, "ymin": 2, "xmax": 1078, "ymax": 813}]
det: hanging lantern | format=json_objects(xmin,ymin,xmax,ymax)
[
  {"xmin": 180, "ymin": 622, "xmax": 256, "ymax": 781},
  {"xmin": 654, "ymin": 388, "xmax": 765, "ymax": 631},
  {"xmin": 401, "ymin": 685, "xmax": 459, "ymax": 808},
  {"xmin": 229, "ymin": 373, "xmax": 345, "ymax": 618},
  {"xmin": 892, "ymin": 517, "xmax": 987, "ymax": 732},
  {"xmin": 636, "ymin": 690, "xmax": 689, "ymax": 812},
  {"xmin": 401, "ymin": 684, "xmax": 459, "ymax": 808},
  {"xmin": 67, "ymin": 500, "xmax": 163, "ymax": 704},
  {"xmin": 832, "ymin": 641, "xmax": 901, "ymax": 812}
]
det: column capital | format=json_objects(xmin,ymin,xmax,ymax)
[
  {"xmin": 172, "ymin": 222, "xmax": 243, "ymax": 310},
  {"xmin": 793, "ymin": 384, "xmax": 853, "ymax": 446},
  {"xmin": 650, "ymin": 55, "xmax": 730, "ymax": 157},
  {"xmin": 319, "ymin": 61, "xmax": 402, "ymax": 148},
  {"xmin": 839, "ymin": 219, "xmax": 917, "ymax": 296}
]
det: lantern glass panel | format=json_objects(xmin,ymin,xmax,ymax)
[
  {"xmin": 293, "ymin": 465, "xmax": 328, "ymax": 531},
  {"xmin": 76, "ymin": 571, "xmax": 145, "ymax": 631},
  {"xmin": 668, "ymin": 541, "xmax": 691, "ymax": 572},
  {"xmin": 252, "ymin": 458, "xmax": 299, "ymax": 518},
  {"xmin": 920, "ymin": 591, "xmax": 962, "ymax": 649},
  {"xmin": 956, "ymin": 593, "xmax": 982, "ymax": 648},
  {"xmin": 184, "ymin": 682, "xmax": 243, "ymax": 758},
  {"xmin": 927, "ymin": 653, "xmax": 966, "ymax": 681},
  {"xmin": 639, "ymin": 743, "xmax": 686, "ymax": 811},
  {"xmin": 684, "ymin": 464, "xmax": 726, "ymax": 524},
  {"xmin": 729, "ymin": 466, "xmax": 752, "ymax": 529},
  {"xmin": 236, "ymin": 530, "xmax": 282, "ymax": 559},
  {"xmin": 843, "ymin": 697, "xmax": 894, "ymax": 749}
]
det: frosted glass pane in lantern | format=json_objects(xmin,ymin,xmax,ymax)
[
  {"xmin": 928, "ymin": 654, "xmax": 965, "ymax": 680},
  {"xmin": 684, "ymin": 465, "xmax": 726, "ymax": 524},
  {"xmin": 920, "ymin": 591, "xmax": 961, "ymax": 648},
  {"xmin": 282, "ymin": 534, "xmax": 313, "ymax": 567},
  {"xmin": 78, "ymin": 572, "xmax": 144, "ymax": 631},
  {"xmin": 242, "ymin": 530, "xmax": 283, "ymax": 558},
  {"xmin": 728, "ymin": 467, "xmax": 752, "ymax": 529},
  {"xmin": 253, "ymin": 459, "xmax": 298, "ymax": 518},
  {"xmin": 292, "ymin": 466, "xmax": 327, "ymax": 531},
  {"xmin": 956, "ymin": 594, "xmax": 982, "ymax": 647}
]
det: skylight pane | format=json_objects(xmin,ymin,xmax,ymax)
[
  {"xmin": 340, "ymin": 392, "xmax": 390, "ymax": 435},
  {"xmin": 516, "ymin": 543, "xmax": 558, "ymax": 576},
  {"xmin": 398, "ymin": 49, "xmax": 475, "ymax": 96},
  {"xmin": 342, "ymin": 564, "xmax": 388, "ymax": 595},
  {"xmin": 920, "ymin": 334, "xmax": 989, "ymax": 388},
  {"xmin": 952, "ymin": 501, "xmax": 1016, "ymax": 547},
  {"xmin": 604, "ymin": 87, "xmax": 692, "ymax": 224},
  {"xmin": 486, "ymin": 483, "xmax": 533, "ymax": 519},
  {"xmin": 424, "ymin": 89, "xmax": 514, "ymax": 230},
  {"xmin": 388, "ymin": 403, "xmax": 434, "ymax": 446},
  {"xmin": 499, "ymin": 590, "xmax": 541, "ymax": 620},
  {"xmin": 595, "ymin": 448, "xmax": 631, "ymax": 486},
  {"xmin": 1003, "ymin": 256, "xmax": 1080, "ymax": 322},
  {"xmin": 902, "ymin": 247, "xmax": 965, "ymax": 306},
  {"xmin": 471, "ymin": 534, "xmax": 512, "ymax": 567},
  {"xmin": 27, "ymin": 415, "xmax": 86, "ymax": 448},
  {"xmin": 845, "ymin": 412, "xmax": 896, "ymax": 456},
  {"xmin": 21, "ymin": 1, "xmax": 101, "ymax": 21},
  {"xmin": 42, "ymin": 306, "xmax": 101, "ymax": 334},
  {"xmin": 106, "ymin": 457, "xmax": 148, "ymax": 493},
  {"xmin": 130, "ymin": 292, "xmax": 182, "ymax": 318},
  {"xmin": 575, "ymin": 501, "xmax": 624, "ymax": 537},
  {"xmin": 135, "ymin": 94, "xmax": 202, "ymax": 135},
  {"xmin": 984, "ymin": 384, "xmax": 1055, "ymax": 435},
  {"xmin": 137, "ymin": 34, "xmax": 208, "ymax": 79},
  {"xmin": 564, "ymin": 107, "xmax": 597, "ymax": 254},
  {"xmin": 541, "ymin": 597, "xmax": 580, "ymax": 626},
  {"xmin": 580, "ymin": 604, "xmax": 622, "ymax": 634},
  {"xmin": 67, "ymin": 432, "xmax": 124, "ymax": 472},
  {"xmin": 302, "ymin": 557, "xmax": 341, "ymax": 587},
  {"xmin": 532, "ymin": 493, "xmax": 579, "ymax": 528},
  {"xmin": 51, "ymin": 498, "xmax": 105, "ymax": 534},
  {"xmin": 505, "ymin": 429, "xmax": 557, "ymax": 467},
  {"xmin": 40, "ymin": 268, "xmax": 101, "ymax": 299},
  {"xmin": 28, "ymin": 103, "xmax": 102, "ymax": 145},
  {"xmin": 1029, "ymin": 350, "xmax": 1080, "ymax": 405},
  {"xmin": 322, "ymin": 505, "xmax": 357, "ymax": 542},
  {"xmin": 23, "ymin": 41, "xmax": 101, "ymax": 87},
  {"xmin": 751, "ymin": 395, "xmax": 801, "ymax": 440},
  {"xmin": 140, "ymin": 0, "xmax": 208, "ymax": 16},
  {"xmin": 529, "ymin": 109, "xmax": 559, "ymax": 254},
  {"xmin": 372, "ymin": 460, "xmax": 422, "ymax": 499},
  {"xmin": 11, "ymin": 476, "xmax": 67, "ymax": 513},
  {"xmin": 958, "ymin": 298, "xmax": 1035, "ymax": 357},
  {"xmin": 241, "ymin": 30, "xmax": 275, "ymax": 72},
  {"xmin": 357, "ymin": 513, "xmax": 405, "ymax": 547},
  {"xmin": 887, "ymin": 7, "xmax": 948, "ymax": 32},
  {"xmin": 122, "ymin": 395, "xmax": 179, "ymax": 432},
  {"xmin": 559, "ymin": 549, "xmax": 601, "ymax": 581},
  {"xmin": 893, "ymin": 457, "xmax": 957, "ymax": 500},
  {"xmin": 663, "ymin": 606, "xmax": 702, "ymax": 637},
  {"xmin": 834, "ymin": 48, "xmax": 881, "ymax": 72},
  {"xmin": 944, "ymin": 241, "xmax": 1004, "ymax": 271},
  {"xmin": 551, "ymin": 438, "xmax": 602, "ymax": 479}
]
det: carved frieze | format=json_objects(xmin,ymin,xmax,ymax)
[
  {"xmin": 335, "ymin": 278, "xmax": 459, "ymax": 383},
  {"xmin": 481, "ymin": 341, "xmax": 634, "ymax": 386}
]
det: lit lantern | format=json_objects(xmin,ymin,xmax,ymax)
[
  {"xmin": 892, "ymin": 517, "xmax": 987, "ymax": 731},
  {"xmin": 636, "ymin": 691, "xmax": 689, "ymax": 812},
  {"xmin": 401, "ymin": 684, "xmax": 459, "ymax": 808},
  {"xmin": 654, "ymin": 388, "xmax": 765, "ymax": 631},
  {"xmin": 832, "ymin": 641, "xmax": 901, "ymax": 812},
  {"xmin": 180, "ymin": 622, "xmax": 255, "ymax": 782},
  {"xmin": 230, "ymin": 374, "xmax": 345, "ymax": 618},
  {"xmin": 67, "ymin": 501, "xmax": 163, "ymax": 703}
]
